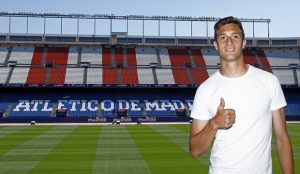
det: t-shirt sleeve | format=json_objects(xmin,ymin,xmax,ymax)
[
  {"xmin": 270, "ymin": 76, "xmax": 287, "ymax": 111},
  {"xmin": 190, "ymin": 86, "xmax": 211, "ymax": 120}
]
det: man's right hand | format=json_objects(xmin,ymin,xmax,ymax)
[{"xmin": 211, "ymin": 98, "xmax": 236, "ymax": 129}]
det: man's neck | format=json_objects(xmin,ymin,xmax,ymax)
[{"xmin": 219, "ymin": 62, "xmax": 249, "ymax": 78}]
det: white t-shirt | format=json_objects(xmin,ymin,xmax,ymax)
[{"xmin": 190, "ymin": 65, "xmax": 286, "ymax": 174}]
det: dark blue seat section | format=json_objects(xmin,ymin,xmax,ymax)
[
  {"xmin": 285, "ymin": 93, "xmax": 300, "ymax": 117},
  {"xmin": 116, "ymin": 100, "xmax": 143, "ymax": 117},
  {"xmin": 5, "ymin": 92, "xmax": 52, "ymax": 117},
  {"xmin": 0, "ymin": 102, "xmax": 9, "ymax": 113},
  {"xmin": 9, "ymin": 101, "xmax": 53, "ymax": 117},
  {"xmin": 5, "ymin": 92, "xmax": 44, "ymax": 102},
  {"xmin": 118, "ymin": 93, "xmax": 154, "ymax": 117},
  {"xmin": 58, "ymin": 100, "xmax": 98, "ymax": 117},
  {"xmin": 2, "ymin": 91, "xmax": 194, "ymax": 117},
  {"xmin": 158, "ymin": 93, "xmax": 194, "ymax": 100},
  {"xmin": 144, "ymin": 100, "xmax": 176, "ymax": 116},
  {"xmin": 101, "ymin": 100, "xmax": 116, "ymax": 117},
  {"xmin": 2, "ymin": 89, "xmax": 300, "ymax": 119}
]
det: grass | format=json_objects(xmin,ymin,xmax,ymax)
[{"xmin": 0, "ymin": 123, "xmax": 298, "ymax": 174}]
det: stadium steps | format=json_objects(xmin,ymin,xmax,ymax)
[
  {"xmin": 4, "ymin": 103, "xmax": 14, "ymax": 117},
  {"xmin": 111, "ymin": 47, "xmax": 116, "ymax": 66},
  {"xmin": 251, "ymin": 49, "xmax": 264, "ymax": 68},
  {"xmin": 117, "ymin": 67, "xmax": 122, "ymax": 84},
  {"xmin": 123, "ymin": 48, "xmax": 128, "ymax": 67},
  {"xmin": 97, "ymin": 102, "xmax": 102, "ymax": 116},
  {"xmin": 255, "ymin": 49, "xmax": 273, "ymax": 73},
  {"xmin": 156, "ymin": 49, "xmax": 162, "ymax": 66},
  {"xmin": 152, "ymin": 67, "xmax": 158, "ymax": 84},
  {"xmin": 41, "ymin": 47, "xmax": 48, "ymax": 67},
  {"xmin": 5, "ymin": 67, "xmax": 14, "ymax": 84},
  {"xmin": 77, "ymin": 47, "xmax": 82, "ymax": 67},
  {"xmin": 293, "ymin": 70, "xmax": 299, "ymax": 85},
  {"xmin": 183, "ymin": 102, "xmax": 191, "ymax": 116},
  {"xmin": 45, "ymin": 68, "xmax": 51, "ymax": 84},
  {"xmin": 188, "ymin": 49, "xmax": 196, "ymax": 68},
  {"xmin": 51, "ymin": 103, "xmax": 58, "ymax": 117},
  {"xmin": 115, "ymin": 48, "xmax": 122, "ymax": 84},
  {"xmin": 3, "ymin": 47, "xmax": 12, "ymax": 66},
  {"xmin": 185, "ymin": 68, "xmax": 194, "ymax": 84},
  {"xmin": 141, "ymin": 102, "xmax": 147, "ymax": 117},
  {"xmin": 83, "ymin": 67, "xmax": 88, "ymax": 84}
]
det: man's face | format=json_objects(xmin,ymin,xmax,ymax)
[{"xmin": 214, "ymin": 23, "xmax": 246, "ymax": 62}]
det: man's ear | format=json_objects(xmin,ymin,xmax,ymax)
[
  {"xmin": 214, "ymin": 41, "xmax": 218, "ymax": 50},
  {"xmin": 242, "ymin": 39, "xmax": 247, "ymax": 49}
]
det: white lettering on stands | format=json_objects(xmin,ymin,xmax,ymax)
[
  {"xmin": 118, "ymin": 100, "xmax": 129, "ymax": 109},
  {"xmin": 13, "ymin": 100, "xmax": 30, "ymax": 111},
  {"xmin": 69, "ymin": 100, "xmax": 80, "ymax": 111},
  {"xmin": 160, "ymin": 100, "xmax": 175, "ymax": 111},
  {"xmin": 10, "ymin": 99, "xmax": 191, "ymax": 113},
  {"xmin": 42, "ymin": 100, "xmax": 53, "ymax": 111},
  {"xmin": 144, "ymin": 100, "xmax": 164, "ymax": 111},
  {"xmin": 80, "ymin": 100, "xmax": 87, "ymax": 111},
  {"xmin": 130, "ymin": 100, "xmax": 141, "ymax": 111},
  {"xmin": 172, "ymin": 100, "xmax": 185, "ymax": 109},
  {"xmin": 101, "ymin": 100, "xmax": 114, "ymax": 111},
  {"xmin": 88, "ymin": 100, "xmax": 98, "ymax": 111},
  {"xmin": 57, "ymin": 100, "xmax": 68, "ymax": 110},
  {"xmin": 31, "ymin": 100, "xmax": 43, "ymax": 111}
]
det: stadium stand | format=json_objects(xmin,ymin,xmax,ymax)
[
  {"xmin": 156, "ymin": 68, "xmax": 175, "ymax": 84},
  {"xmin": 48, "ymin": 68, "xmax": 66, "ymax": 84},
  {"xmin": 31, "ymin": 47, "xmax": 44, "ymax": 65},
  {"xmin": 121, "ymin": 67, "xmax": 139, "ymax": 84},
  {"xmin": 26, "ymin": 67, "xmax": 47, "ymax": 84},
  {"xmin": 9, "ymin": 46, "xmax": 34, "ymax": 65},
  {"xmin": 201, "ymin": 48, "xmax": 219, "ymax": 66},
  {"xmin": 9, "ymin": 67, "xmax": 30, "ymax": 84},
  {"xmin": 272, "ymin": 68, "xmax": 295, "ymax": 85},
  {"xmin": 137, "ymin": 68, "xmax": 155, "ymax": 84},
  {"xmin": 159, "ymin": 48, "xmax": 172, "ymax": 66},
  {"xmin": 243, "ymin": 48, "xmax": 259, "ymax": 66},
  {"xmin": 0, "ymin": 67, "xmax": 10, "ymax": 83},
  {"xmin": 135, "ymin": 48, "xmax": 158, "ymax": 66},
  {"xmin": 87, "ymin": 68, "xmax": 103, "ymax": 84},
  {"xmin": 168, "ymin": 48, "xmax": 191, "ymax": 66},
  {"xmin": 0, "ymin": 46, "xmax": 9, "ymax": 64},
  {"xmin": 81, "ymin": 47, "xmax": 102, "ymax": 65},
  {"xmin": 255, "ymin": 49, "xmax": 272, "ymax": 72},
  {"xmin": 102, "ymin": 48, "xmax": 112, "ymax": 66},
  {"xmin": 0, "ymin": 40, "xmax": 299, "ymax": 122},
  {"xmin": 65, "ymin": 68, "xmax": 85, "ymax": 84},
  {"xmin": 264, "ymin": 49, "xmax": 299, "ymax": 66},
  {"xmin": 67, "ymin": 47, "xmax": 79, "ymax": 65},
  {"xmin": 46, "ymin": 47, "xmax": 69, "ymax": 65}
]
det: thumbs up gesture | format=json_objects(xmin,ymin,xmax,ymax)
[{"xmin": 212, "ymin": 98, "xmax": 236, "ymax": 129}]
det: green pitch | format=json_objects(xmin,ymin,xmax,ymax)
[{"xmin": 0, "ymin": 123, "xmax": 298, "ymax": 174}]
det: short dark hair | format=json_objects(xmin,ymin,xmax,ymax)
[{"xmin": 214, "ymin": 16, "xmax": 245, "ymax": 41}]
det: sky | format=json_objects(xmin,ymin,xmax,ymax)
[{"xmin": 1, "ymin": 0, "xmax": 299, "ymax": 38}]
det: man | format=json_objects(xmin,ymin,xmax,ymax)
[{"xmin": 189, "ymin": 16, "xmax": 294, "ymax": 174}]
